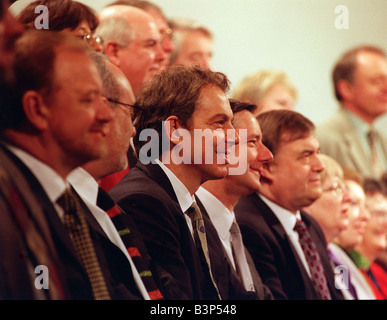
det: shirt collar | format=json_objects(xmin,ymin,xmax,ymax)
[
  {"xmin": 259, "ymin": 193, "xmax": 302, "ymax": 234},
  {"xmin": 6, "ymin": 144, "xmax": 67, "ymax": 204},
  {"xmin": 196, "ymin": 186, "xmax": 234, "ymax": 240},
  {"xmin": 67, "ymin": 167, "xmax": 98, "ymax": 205},
  {"xmin": 155, "ymin": 159, "xmax": 195, "ymax": 213},
  {"xmin": 344, "ymin": 109, "xmax": 372, "ymax": 136}
]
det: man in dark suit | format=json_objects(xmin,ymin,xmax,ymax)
[
  {"xmin": 235, "ymin": 110, "xmax": 343, "ymax": 300},
  {"xmin": 110, "ymin": 66, "xmax": 257, "ymax": 299},
  {"xmin": 0, "ymin": 30, "xmax": 145, "ymax": 299},
  {"xmin": 196, "ymin": 100, "xmax": 273, "ymax": 299}
]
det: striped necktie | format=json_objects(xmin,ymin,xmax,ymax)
[{"xmin": 97, "ymin": 187, "xmax": 163, "ymax": 300}]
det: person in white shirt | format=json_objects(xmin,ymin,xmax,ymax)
[
  {"xmin": 0, "ymin": 30, "xmax": 143, "ymax": 300},
  {"xmin": 196, "ymin": 99, "xmax": 273, "ymax": 299},
  {"xmin": 235, "ymin": 109, "xmax": 344, "ymax": 300}
]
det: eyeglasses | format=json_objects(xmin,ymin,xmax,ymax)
[
  {"xmin": 77, "ymin": 34, "xmax": 104, "ymax": 48},
  {"xmin": 162, "ymin": 28, "xmax": 173, "ymax": 40},
  {"xmin": 106, "ymin": 98, "xmax": 144, "ymax": 111},
  {"xmin": 323, "ymin": 182, "xmax": 345, "ymax": 196}
]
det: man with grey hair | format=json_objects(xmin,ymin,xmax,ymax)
[
  {"xmin": 96, "ymin": 4, "xmax": 166, "ymax": 97},
  {"xmin": 169, "ymin": 17, "xmax": 213, "ymax": 70}
]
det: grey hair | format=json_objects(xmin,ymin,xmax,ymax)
[
  {"xmin": 168, "ymin": 17, "xmax": 213, "ymax": 65},
  {"xmin": 95, "ymin": 16, "xmax": 135, "ymax": 47},
  {"xmin": 88, "ymin": 51, "xmax": 123, "ymax": 103}
]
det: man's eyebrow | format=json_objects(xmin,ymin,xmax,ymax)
[{"xmin": 208, "ymin": 113, "xmax": 232, "ymax": 122}]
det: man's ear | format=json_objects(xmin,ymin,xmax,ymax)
[
  {"xmin": 103, "ymin": 40, "xmax": 120, "ymax": 66},
  {"xmin": 337, "ymin": 79, "xmax": 354, "ymax": 102},
  {"xmin": 164, "ymin": 115, "xmax": 184, "ymax": 146},
  {"xmin": 22, "ymin": 90, "xmax": 50, "ymax": 131}
]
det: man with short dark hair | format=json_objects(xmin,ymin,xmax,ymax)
[
  {"xmin": 196, "ymin": 100, "xmax": 274, "ymax": 299},
  {"xmin": 235, "ymin": 109, "xmax": 343, "ymax": 300},
  {"xmin": 110, "ymin": 66, "xmax": 256, "ymax": 299},
  {"xmin": 316, "ymin": 46, "xmax": 387, "ymax": 179}
]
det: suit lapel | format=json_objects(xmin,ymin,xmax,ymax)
[{"xmin": 338, "ymin": 110, "xmax": 370, "ymax": 175}]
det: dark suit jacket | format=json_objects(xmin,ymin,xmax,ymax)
[
  {"xmin": 0, "ymin": 144, "xmax": 143, "ymax": 300},
  {"xmin": 234, "ymin": 192, "xmax": 343, "ymax": 300},
  {"xmin": 196, "ymin": 197, "xmax": 273, "ymax": 300},
  {"xmin": 109, "ymin": 161, "xmax": 257, "ymax": 300}
]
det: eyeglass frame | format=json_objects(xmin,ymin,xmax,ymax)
[
  {"xmin": 77, "ymin": 34, "xmax": 104, "ymax": 47},
  {"xmin": 106, "ymin": 98, "xmax": 144, "ymax": 111},
  {"xmin": 322, "ymin": 182, "xmax": 346, "ymax": 196}
]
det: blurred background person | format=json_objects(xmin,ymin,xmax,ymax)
[
  {"xmin": 303, "ymin": 154, "xmax": 350, "ymax": 245},
  {"xmin": 316, "ymin": 45, "xmax": 387, "ymax": 179},
  {"xmin": 350, "ymin": 178, "xmax": 387, "ymax": 299},
  {"xmin": 95, "ymin": 3, "xmax": 166, "ymax": 190},
  {"xmin": 232, "ymin": 69, "xmax": 297, "ymax": 116},
  {"xmin": 96, "ymin": 4, "xmax": 165, "ymax": 97},
  {"xmin": 329, "ymin": 177, "xmax": 374, "ymax": 299},
  {"xmin": 106, "ymin": 0, "xmax": 174, "ymax": 70},
  {"xmin": 169, "ymin": 17, "xmax": 213, "ymax": 70},
  {"xmin": 17, "ymin": 0, "xmax": 103, "ymax": 52}
]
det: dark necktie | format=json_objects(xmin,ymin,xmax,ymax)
[
  {"xmin": 186, "ymin": 202, "xmax": 222, "ymax": 299},
  {"xmin": 230, "ymin": 221, "xmax": 255, "ymax": 292},
  {"xmin": 328, "ymin": 249, "xmax": 358, "ymax": 299},
  {"xmin": 57, "ymin": 188, "xmax": 111, "ymax": 300},
  {"xmin": 294, "ymin": 219, "xmax": 331, "ymax": 300},
  {"xmin": 97, "ymin": 187, "xmax": 163, "ymax": 300}
]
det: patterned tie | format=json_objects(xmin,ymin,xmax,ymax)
[
  {"xmin": 97, "ymin": 187, "xmax": 163, "ymax": 300},
  {"xmin": 57, "ymin": 188, "xmax": 111, "ymax": 300},
  {"xmin": 230, "ymin": 221, "xmax": 255, "ymax": 292},
  {"xmin": 186, "ymin": 202, "xmax": 222, "ymax": 299},
  {"xmin": 294, "ymin": 219, "xmax": 331, "ymax": 300},
  {"xmin": 368, "ymin": 128, "xmax": 383, "ymax": 178}
]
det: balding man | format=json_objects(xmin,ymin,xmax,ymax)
[{"xmin": 96, "ymin": 5, "xmax": 166, "ymax": 97}]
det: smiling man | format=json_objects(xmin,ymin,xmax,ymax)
[
  {"xmin": 235, "ymin": 109, "xmax": 343, "ymax": 300},
  {"xmin": 196, "ymin": 99, "xmax": 273, "ymax": 299},
  {"xmin": 109, "ymin": 66, "xmax": 258, "ymax": 300},
  {"xmin": 96, "ymin": 5, "xmax": 166, "ymax": 97},
  {"xmin": 0, "ymin": 30, "xmax": 147, "ymax": 299}
]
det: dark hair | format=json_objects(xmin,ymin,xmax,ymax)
[
  {"xmin": 133, "ymin": 65, "xmax": 230, "ymax": 153},
  {"xmin": 0, "ymin": 30, "xmax": 90, "ymax": 130},
  {"xmin": 257, "ymin": 109, "xmax": 315, "ymax": 156},
  {"xmin": 363, "ymin": 177, "xmax": 387, "ymax": 197},
  {"xmin": 18, "ymin": 0, "xmax": 98, "ymax": 32},
  {"xmin": 332, "ymin": 45, "xmax": 386, "ymax": 101},
  {"xmin": 229, "ymin": 99, "xmax": 257, "ymax": 114}
]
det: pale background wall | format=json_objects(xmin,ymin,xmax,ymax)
[{"xmin": 11, "ymin": 0, "xmax": 387, "ymax": 131}]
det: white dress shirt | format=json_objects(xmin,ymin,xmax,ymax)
[
  {"xmin": 259, "ymin": 193, "xmax": 312, "ymax": 277},
  {"xmin": 195, "ymin": 186, "xmax": 236, "ymax": 269},
  {"xmin": 67, "ymin": 167, "xmax": 150, "ymax": 300},
  {"xmin": 155, "ymin": 159, "xmax": 196, "ymax": 237}
]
